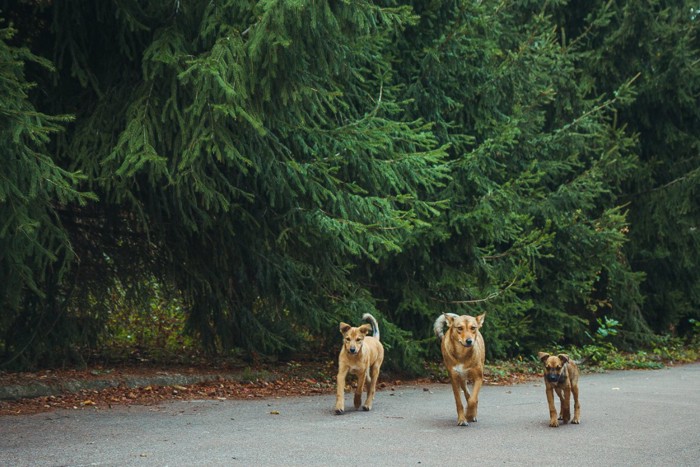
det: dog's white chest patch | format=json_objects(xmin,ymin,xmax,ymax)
[{"xmin": 453, "ymin": 364, "xmax": 469, "ymax": 378}]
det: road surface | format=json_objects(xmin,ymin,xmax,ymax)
[{"xmin": 2, "ymin": 363, "xmax": 699, "ymax": 466}]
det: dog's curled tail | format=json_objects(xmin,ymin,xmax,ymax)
[
  {"xmin": 433, "ymin": 313, "xmax": 459, "ymax": 340},
  {"xmin": 362, "ymin": 313, "xmax": 380, "ymax": 341}
]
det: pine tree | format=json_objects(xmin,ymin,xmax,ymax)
[
  {"xmin": 2, "ymin": 0, "xmax": 695, "ymax": 371},
  {"xmin": 2, "ymin": 0, "xmax": 449, "ymax": 366},
  {"xmin": 365, "ymin": 0, "xmax": 643, "ymax": 363},
  {"xmin": 551, "ymin": 0, "xmax": 700, "ymax": 341},
  {"xmin": 0, "ymin": 20, "xmax": 93, "ymax": 367}
]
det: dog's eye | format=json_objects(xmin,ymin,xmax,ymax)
[
  {"xmin": 456, "ymin": 326, "xmax": 463, "ymax": 331},
  {"xmin": 471, "ymin": 326, "xmax": 477, "ymax": 331}
]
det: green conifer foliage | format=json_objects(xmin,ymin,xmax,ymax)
[
  {"xmin": 0, "ymin": 22, "xmax": 93, "ymax": 367},
  {"xmin": 1, "ymin": 0, "xmax": 696, "ymax": 370},
  {"xmin": 2, "ymin": 0, "xmax": 448, "ymax": 365},
  {"xmin": 368, "ymin": 0, "xmax": 643, "ymax": 363},
  {"xmin": 551, "ymin": 0, "xmax": 700, "ymax": 341}
]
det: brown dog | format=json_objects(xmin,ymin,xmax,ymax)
[
  {"xmin": 434, "ymin": 312, "xmax": 486, "ymax": 426},
  {"xmin": 335, "ymin": 313, "xmax": 384, "ymax": 414},
  {"xmin": 538, "ymin": 352, "xmax": 581, "ymax": 427}
]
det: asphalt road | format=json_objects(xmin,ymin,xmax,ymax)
[{"xmin": 1, "ymin": 363, "xmax": 699, "ymax": 466}]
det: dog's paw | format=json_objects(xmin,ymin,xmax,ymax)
[
  {"xmin": 549, "ymin": 420, "xmax": 559, "ymax": 427},
  {"xmin": 457, "ymin": 420, "xmax": 469, "ymax": 427},
  {"xmin": 467, "ymin": 417, "xmax": 478, "ymax": 423},
  {"xmin": 335, "ymin": 408, "xmax": 345, "ymax": 415},
  {"xmin": 362, "ymin": 405, "xmax": 371, "ymax": 411},
  {"xmin": 572, "ymin": 418, "xmax": 580, "ymax": 424}
]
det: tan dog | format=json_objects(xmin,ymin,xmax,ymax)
[
  {"xmin": 434, "ymin": 312, "xmax": 486, "ymax": 426},
  {"xmin": 538, "ymin": 352, "xmax": 581, "ymax": 427},
  {"xmin": 335, "ymin": 313, "xmax": 384, "ymax": 414}
]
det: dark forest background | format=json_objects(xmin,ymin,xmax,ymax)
[{"xmin": 1, "ymin": 0, "xmax": 698, "ymax": 372}]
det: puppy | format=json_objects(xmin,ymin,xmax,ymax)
[
  {"xmin": 538, "ymin": 352, "xmax": 581, "ymax": 427},
  {"xmin": 335, "ymin": 313, "xmax": 384, "ymax": 414},
  {"xmin": 434, "ymin": 312, "xmax": 486, "ymax": 426}
]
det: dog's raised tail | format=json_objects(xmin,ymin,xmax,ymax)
[
  {"xmin": 433, "ymin": 313, "xmax": 459, "ymax": 340},
  {"xmin": 362, "ymin": 313, "xmax": 380, "ymax": 341}
]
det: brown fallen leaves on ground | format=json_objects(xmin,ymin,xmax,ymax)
[
  {"xmin": 0, "ymin": 360, "xmax": 336, "ymax": 416},
  {"xmin": 0, "ymin": 360, "xmax": 536, "ymax": 417},
  {"xmin": 1, "ymin": 376, "xmax": 333, "ymax": 416}
]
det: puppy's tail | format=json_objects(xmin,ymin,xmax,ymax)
[
  {"xmin": 362, "ymin": 313, "xmax": 380, "ymax": 341},
  {"xmin": 433, "ymin": 313, "xmax": 459, "ymax": 340}
]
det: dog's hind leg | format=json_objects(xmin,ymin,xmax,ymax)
[
  {"xmin": 554, "ymin": 387, "xmax": 569, "ymax": 423},
  {"xmin": 561, "ymin": 386, "xmax": 572, "ymax": 424},
  {"xmin": 354, "ymin": 370, "xmax": 366, "ymax": 410}
]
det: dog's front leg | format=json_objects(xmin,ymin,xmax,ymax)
[
  {"xmin": 460, "ymin": 378, "xmax": 470, "ymax": 422},
  {"xmin": 466, "ymin": 374, "xmax": 483, "ymax": 423},
  {"xmin": 546, "ymin": 385, "xmax": 559, "ymax": 427},
  {"xmin": 335, "ymin": 368, "xmax": 348, "ymax": 414},
  {"xmin": 449, "ymin": 372, "xmax": 468, "ymax": 426},
  {"xmin": 363, "ymin": 364, "xmax": 379, "ymax": 411}
]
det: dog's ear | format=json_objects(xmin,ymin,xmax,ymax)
[
  {"xmin": 538, "ymin": 352, "xmax": 550, "ymax": 364},
  {"xmin": 339, "ymin": 323, "xmax": 352, "ymax": 335},
  {"xmin": 475, "ymin": 313, "xmax": 486, "ymax": 328},
  {"xmin": 358, "ymin": 323, "xmax": 372, "ymax": 335},
  {"xmin": 557, "ymin": 354, "xmax": 570, "ymax": 364},
  {"xmin": 444, "ymin": 313, "xmax": 455, "ymax": 327}
]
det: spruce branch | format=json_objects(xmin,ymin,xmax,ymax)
[
  {"xmin": 434, "ymin": 275, "xmax": 520, "ymax": 305},
  {"xmin": 554, "ymin": 73, "xmax": 641, "ymax": 135}
]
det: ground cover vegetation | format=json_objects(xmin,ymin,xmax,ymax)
[{"xmin": 1, "ymin": 0, "xmax": 698, "ymax": 373}]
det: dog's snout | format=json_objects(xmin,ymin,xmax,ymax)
[
  {"xmin": 546, "ymin": 373, "xmax": 559, "ymax": 382},
  {"xmin": 466, "ymin": 338, "xmax": 474, "ymax": 346},
  {"xmin": 349, "ymin": 346, "xmax": 357, "ymax": 354}
]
